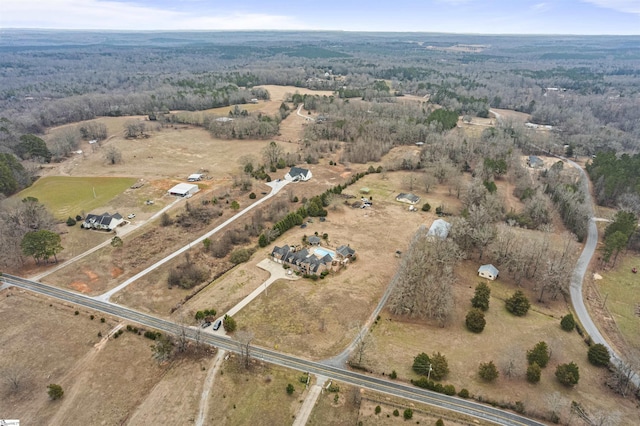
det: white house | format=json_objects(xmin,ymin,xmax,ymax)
[
  {"xmin": 82, "ymin": 212, "xmax": 124, "ymax": 231},
  {"xmin": 187, "ymin": 173, "xmax": 203, "ymax": 182},
  {"xmin": 427, "ymin": 219, "xmax": 451, "ymax": 239},
  {"xmin": 478, "ymin": 264, "xmax": 499, "ymax": 280},
  {"xmin": 168, "ymin": 183, "xmax": 200, "ymax": 197},
  {"xmin": 285, "ymin": 167, "xmax": 312, "ymax": 182}
]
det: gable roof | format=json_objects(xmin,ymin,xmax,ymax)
[
  {"xmin": 478, "ymin": 264, "xmax": 499, "ymax": 276},
  {"xmin": 308, "ymin": 236, "xmax": 321, "ymax": 245},
  {"xmin": 288, "ymin": 167, "xmax": 310, "ymax": 177},
  {"xmin": 427, "ymin": 219, "xmax": 451, "ymax": 239},
  {"xmin": 336, "ymin": 245, "xmax": 356, "ymax": 257},
  {"xmin": 396, "ymin": 193, "xmax": 420, "ymax": 204}
]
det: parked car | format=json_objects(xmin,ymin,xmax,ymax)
[
  {"xmin": 213, "ymin": 319, "xmax": 222, "ymax": 331},
  {"xmin": 127, "ymin": 213, "xmax": 136, "ymax": 219},
  {"xmin": 201, "ymin": 321, "xmax": 211, "ymax": 328}
]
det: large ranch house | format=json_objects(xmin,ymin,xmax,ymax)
[
  {"xmin": 81, "ymin": 212, "xmax": 124, "ymax": 231},
  {"xmin": 271, "ymin": 242, "xmax": 356, "ymax": 276}
]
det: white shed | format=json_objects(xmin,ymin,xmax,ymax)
[
  {"xmin": 478, "ymin": 264, "xmax": 499, "ymax": 280},
  {"xmin": 168, "ymin": 183, "xmax": 199, "ymax": 197},
  {"xmin": 427, "ymin": 219, "xmax": 451, "ymax": 239},
  {"xmin": 187, "ymin": 173, "xmax": 203, "ymax": 182}
]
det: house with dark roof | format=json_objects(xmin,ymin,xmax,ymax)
[
  {"xmin": 396, "ymin": 193, "xmax": 420, "ymax": 205},
  {"xmin": 82, "ymin": 212, "xmax": 124, "ymax": 231},
  {"xmin": 307, "ymin": 236, "xmax": 321, "ymax": 246},
  {"xmin": 271, "ymin": 244, "xmax": 333, "ymax": 274},
  {"xmin": 336, "ymin": 245, "xmax": 356, "ymax": 260},
  {"xmin": 271, "ymin": 245, "xmax": 291, "ymax": 263},
  {"xmin": 285, "ymin": 167, "xmax": 312, "ymax": 182}
]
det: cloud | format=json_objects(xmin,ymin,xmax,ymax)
[
  {"xmin": 531, "ymin": 3, "xmax": 552, "ymax": 12},
  {"xmin": 0, "ymin": 0, "xmax": 305, "ymax": 30},
  {"xmin": 582, "ymin": 0, "xmax": 640, "ymax": 15}
]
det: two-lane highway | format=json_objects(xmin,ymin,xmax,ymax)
[{"xmin": 1, "ymin": 273, "xmax": 544, "ymax": 426}]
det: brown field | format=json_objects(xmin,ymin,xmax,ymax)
[
  {"xmin": 10, "ymin": 91, "xmax": 640, "ymax": 426},
  {"xmin": 0, "ymin": 289, "xmax": 169, "ymax": 425},
  {"xmin": 204, "ymin": 357, "xmax": 306, "ymax": 425}
]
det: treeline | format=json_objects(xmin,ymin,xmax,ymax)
[{"xmin": 587, "ymin": 151, "xmax": 640, "ymax": 208}]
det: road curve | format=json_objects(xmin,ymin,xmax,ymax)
[
  {"xmin": 564, "ymin": 158, "xmax": 640, "ymax": 387},
  {"xmin": 1, "ymin": 273, "xmax": 544, "ymax": 426}
]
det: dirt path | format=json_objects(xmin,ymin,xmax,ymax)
[
  {"xmin": 195, "ymin": 350, "xmax": 226, "ymax": 426},
  {"xmin": 47, "ymin": 323, "xmax": 124, "ymax": 425}
]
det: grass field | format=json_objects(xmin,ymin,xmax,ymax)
[
  {"xmin": 18, "ymin": 176, "xmax": 136, "ymax": 220},
  {"xmin": 596, "ymin": 254, "xmax": 640, "ymax": 353}
]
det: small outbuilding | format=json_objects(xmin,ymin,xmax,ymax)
[
  {"xmin": 478, "ymin": 264, "xmax": 499, "ymax": 280},
  {"xmin": 527, "ymin": 156, "xmax": 544, "ymax": 168},
  {"xmin": 427, "ymin": 219, "xmax": 451, "ymax": 239},
  {"xmin": 396, "ymin": 193, "xmax": 420, "ymax": 205},
  {"xmin": 168, "ymin": 183, "xmax": 200, "ymax": 197},
  {"xmin": 285, "ymin": 167, "xmax": 312, "ymax": 182},
  {"xmin": 187, "ymin": 173, "xmax": 203, "ymax": 182}
]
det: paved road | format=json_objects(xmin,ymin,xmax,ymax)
[
  {"xmin": 292, "ymin": 375, "xmax": 326, "ymax": 426},
  {"xmin": 96, "ymin": 179, "xmax": 289, "ymax": 302},
  {"xmin": 1, "ymin": 273, "xmax": 544, "ymax": 426},
  {"xmin": 563, "ymin": 157, "xmax": 640, "ymax": 387}
]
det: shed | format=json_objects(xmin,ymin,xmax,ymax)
[
  {"xmin": 527, "ymin": 156, "xmax": 544, "ymax": 168},
  {"xmin": 307, "ymin": 236, "xmax": 321, "ymax": 246},
  {"xmin": 168, "ymin": 183, "xmax": 199, "ymax": 197},
  {"xmin": 478, "ymin": 264, "xmax": 499, "ymax": 280},
  {"xmin": 187, "ymin": 173, "xmax": 203, "ymax": 182},
  {"xmin": 396, "ymin": 193, "xmax": 420, "ymax": 205},
  {"xmin": 427, "ymin": 219, "xmax": 451, "ymax": 239}
]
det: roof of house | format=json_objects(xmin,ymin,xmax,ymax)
[
  {"xmin": 308, "ymin": 236, "xmax": 321, "ymax": 244},
  {"xmin": 169, "ymin": 183, "xmax": 198, "ymax": 194},
  {"xmin": 478, "ymin": 264, "xmax": 499, "ymax": 276},
  {"xmin": 288, "ymin": 167, "xmax": 310, "ymax": 177},
  {"xmin": 188, "ymin": 173, "xmax": 203, "ymax": 179},
  {"xmin": 528, "ymin": 155, "xmax": 544, "ymax": 165},
  {"xmin": 427, "ymin": 219, "xmax": 451, "ymax": 239},
  {"xmin": 271, "ymin": 245, "xmax": 291, "ymax": 258},
  {"xmin": 336, "ymin": 245, "xmax": 356, "ymax": 257},
  {"xmin": 83, "ymin": 212, "xmax": 123, "ymax": 228},
  {"xmin": 396, "ymin": 193, "xmax": 420, "ymax": 203}
]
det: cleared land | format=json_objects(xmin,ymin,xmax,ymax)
[{"xmin": 588, "ymin": 253, "xmax": 640, "ymax": 357}]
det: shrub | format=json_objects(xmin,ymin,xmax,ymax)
[
  {"xmin": 47, "ymin": 383, "xmax": 64, "ymax": 400},
  {"xmin": 443, "ymin": 384, "xmax": 456, "ymax": 395},
  {"xmin": 526, "ymin": 363, "xmax": 541, "ymax": 383},
  {"xmin": 160, "ymin": 212, "xmax": 173, "ymax": 227},
  {"xmin": 390, "ymin": 370, "xmax": 397, "ymax": 379},
  {"xmin": 66, "ymin": 216, "xmax": 76, "ymax": 226},
  {"xmin": 393, "ymin": 409, "xmax": 399, "ymax": 417},
  {"xmin": 230, "ymin": 248, "xmax": 251, "ymax": 264},
  {"xmin": 100, "ymin": 317, "xmax": 105, "ymax": 323},
  {"xmin": 258, "ymin": 233, "xmax": 269, "ymax": 247},
  {"xmin": 223, "ymin": 315, "xmax": 237, "ymax": 333},
  {"xmin": 144, "ymin": 331, "xmax": 160, "ymax": 340},
  {"xmin": 556, "ymin": 362, "xmax": 580, "ymax": 386},
  {"xmin": 478, "ymin": 361, "xmax": 499, "ymax": 382},
  {"xmin": 430, "ymin": 352, "xmax": 449, "ymax": 381},
  {"xmin": 458, "ymin": 388, "xmax": 470, "ymax": 398},
  {"xmin": 505, "ymin": 290, "xmax": 530, "ymax": 316},
  {"xmin": 465, "ymin": 308, "xmax": 486, "ymax": 333},
  {"xmin": 436, "ymin": 419, "xmax": 445, "ymax": 426},
  {"xmin": 422, "ymin": 203, "xmax": 431, "ymax": 212},
  {"xmin": 74, "ymin": 311, "xmax": 79, "ymax": 315},
  {"xmin": 90, "ymin": 315, "xmax": 94, "ymax": 320},
  {"xmin": 75, "ymin": 214, "xmax": 82, "ymax": 221},
  {"xmin": 230, "ymin": 200, "xmax": 240, "ymax": 210},
  {"xmin": 587, "ymin": 343, "xmax": 610, "ymax": 367},
  {"xmin": 471, "ymin": 282, "xmax": 491, "ymax": 311},
  {"xmin": 286, "ymin": 383, "xmax": 295, "ymax": 395},
  {"xmin": 412, "ymin": 353, "xmax": 431, "ymax": 376},
  {"xmin": 527, "ymin": 341, "xmax": 550, "ymax": 368},
  {"xmin": 249, "ymin": 192, "xmax": 256, "ymax": 199},
  {"xmin": 560, "ymin": 313, "xmax": 576, "ymax": 331},
  {"xmin": 195, "ymin": 311, "xmax": 205, "ymax": 321},
  {"xmin": 403, "ymin": 408, "xmax": 413, "ymax": 420},
  {"xmin": 375, "ymin": 405, "xmax": 381, "ymax": 415}
]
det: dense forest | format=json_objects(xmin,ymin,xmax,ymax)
[{"xmin": 1, "ymin": 30, "xmax": 639, "ymax": 198}]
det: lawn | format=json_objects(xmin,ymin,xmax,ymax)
[
  {"xmin": 595, "ymin": 253, "xmax": 640, "ymax": 353},
  {"xmin": 17, "ymin": 176, "xmax": 136, "ymax": 220}
]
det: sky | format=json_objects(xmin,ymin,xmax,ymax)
[{"xmin": 1, "ymin": 0, "xmax": 639, "ymax": 35}]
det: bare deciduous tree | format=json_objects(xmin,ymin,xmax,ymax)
[
  {"xmin": 350, "ymin": 331, "xmax": 375, "ymax": 368},
  {"xmin": 235, "ymin": 330, "xmax": 254, "ymax": 369},
  {"xmin": 388, "ymin": 226, "xmax": 462, "ymax": 326},
  {"xmin": 105, "ymin": 146, "xmax": 122, "ymax": 165}
]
